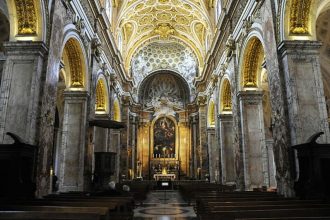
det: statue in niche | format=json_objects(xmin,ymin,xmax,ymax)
[{"xmin": 154, "ymin": 117, "xmax": 175, "ymax": 158}]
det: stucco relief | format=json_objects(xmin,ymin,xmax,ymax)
[{"xmin": 142, "ymin": 74, "xmax": 185, "ymax": 117}]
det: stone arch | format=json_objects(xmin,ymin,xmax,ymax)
[
  {"xmin": 61, "ymin": 37, "xmax": 88, "ymax": 90},
  {"xmin": 95, "ymin": 76, "xmax": 109, "ymax": 114},
  {"xmin": 280, "ymin": 0, "xmax": 330, "ymax": 41},
  {"xmin": 113, "ymin": 97, "xmax": 121, "ymax": 122},
  {"xmin": 6, "ymin": 0, "xmax": 46, "ymax": 41},
  {"xmin": 219, "ymin": 78, "xmax": 232, "ymax": 114},
  {"xmin": 240, "ymin": 36, "xmax": 265, "ymax": 90},
  {"xmin": 207, "ymin": 99, "xmax": 216, "ymax": 127}
]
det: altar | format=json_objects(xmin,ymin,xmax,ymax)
[{"xmin": 153, "ymin": 173, "xmax": 176, "ymax": 181}]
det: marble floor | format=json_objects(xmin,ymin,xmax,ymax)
[{"xmin": 133, "ymin": 190, "xmax": 197, "ymax": 220}]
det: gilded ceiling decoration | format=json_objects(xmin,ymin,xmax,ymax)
[
  {"xmin": 131, "ymin": 41, "xmax": 198, "ymax": 87},
  {"xmin": 64, "ymin": 39, "xmax": 84, "ymax": 88},
  {"xmin": 208, "ymin": 100, "xmax": 215, "ymax": 126},
  {"xmin": 289, "ymin": 0, "xmax": 311, "ymax": 35},
  {"xmin": 117, "ymin": 0, "xmax": 212, "ymax": 72},
  {"xmin": 14, "ymin": 0, "xmax": 37, "ymax": 35},
  {"xmin": 222, "ymin": 79, "xmax": 232, "ymax": 112},
  {"xmin": 96, "ymin": 80, "xmax": 106, "ymax": 112},
  {"xmin": 242, "ymin": 38, "xmax": 264, "ymax": 88}
]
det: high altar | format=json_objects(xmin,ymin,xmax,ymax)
[{"xmin": 153, "ymin": 168, "xmax": 176, "ymax": 181}]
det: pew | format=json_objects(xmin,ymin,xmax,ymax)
[
  {"xmin": 0, "ymin": 211, "xmax": 103, "ymax": 220},
  {"xmin": 194, "ymin": 190, "xmax": 330, "ymax": 220},
  {"xmin": 0, "ymin": 206, "xmax": 109, "ymax": 220}
]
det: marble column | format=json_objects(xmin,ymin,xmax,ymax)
[
  {"xmin": 238, "ymin": 91, "xmax": 268, "ymax": 190},
  {"xmin": 278, "ymin": 41, "xmax": 330, "ymax": 144},
  {"xmin": 119, "ymin": 103, "xmax": 129, "ymax": 181},
  {"xmin": 219, "ymin": 114, "xmax": 235, "ymax": 185},
  {"xmin": 58, "ymin": 91, "xmax": 88, "ymax": 192},
  {"xmin": 189, "ymin": 114, "xmax": 198, "ymax": 178},
  {"xmin": 0, "ymin": 42, "xmax": 48, "ymax": 144},
  {"xmin": 130, "ymin": 115, "xmax": 138, "ymax": 179},
  {"xmin": 198, "ymin": 99, "xmax": 209, "ymax": 179}
]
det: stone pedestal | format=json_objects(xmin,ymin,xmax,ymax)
[
  {"xmin": 219, "ymin": 114, "xmax": 235, "ymax": 184},
  {"xmin": 238, "ymin": 91, "xmax": 268, "ymax": 190},
  {"xmin": 58, "ymin": 91, "xmax": 88, "ymax": 192},
  {"xmin": 0, "ymin": 42, "xmax": 47, "ymax": 144},
  {"xmin": 279, "ymin": 41, "xmax": 330, "ymax": 144}
]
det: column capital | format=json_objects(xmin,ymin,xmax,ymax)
[
  {"xmin": 278, "ymin": 40, "xmax": 322, "ymax": 57},
  {"xmin": 3, "ymin": 41, "xmax": 48, "ymax": 57},
  {"xmin": 237, "ymin": 90, "xmax": 263, "ymax": 103},
  {"xmin": 63, "ymin": 90, "xmax": 89, "ymax": 100},
  {"xmin": 218, "ymin": 113, "xmax": 233, "ymax": 121}
]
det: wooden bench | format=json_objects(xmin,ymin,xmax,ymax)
[
  {"xmin": 0, "ymin": 197, "xmax": 133, "ymax": 220},
  {"xmin": 0, "ymin": 210, "xmax": 104, "ymax": 220},
  {"xmin": 198, "ymin": 208, "xmax": 330, "ymax": 220}
]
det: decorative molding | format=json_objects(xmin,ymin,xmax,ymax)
[
  {"xmin": 154, "ymin": 23, "xmax": 175, "ymax": 39},
  {"xmin": 197, "ymin": 95, "xmax": 207, "ymax": 106}
]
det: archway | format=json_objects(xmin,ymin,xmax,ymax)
[
  {"xmin": 6, "ymin": 0, "xmax": 45, "ymax": 41},
  {"xmin": 55, "ymin": 37, "xmax": 89, "ymax": 192},
  {"xmin": 207, "ymin": 98, "xmax": 217, "ymax": 182},
  {"xmin": 239, "ymin": 36, "xmax": 275, "ymax": 190},
  {"xmin": 219, "ymin": 78, "xmax": 235, "ymax": 185},
  {"xmin": 137, "ymin": 71, "xmax": 190, "ymax": 180}
]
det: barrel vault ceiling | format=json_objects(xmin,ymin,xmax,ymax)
[{"xmin": 115, "ymin": 0, "xmax": 213, "ymax": 77}]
